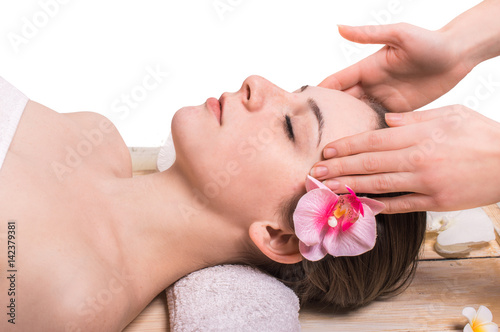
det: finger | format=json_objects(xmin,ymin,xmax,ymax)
[
  {"xmin": 385, "ymin": 106, "xmax": 457, "ymax": 127},
  {"xmin": 375, "ymin": 193, "xmax": 435, "ymax": 214},
  {"xmin": 322, "ymin": 172, "xmax": 419, "ymax": 195},
  {"xmin": 318, "ymin": 64, "xmax": 362, "ymax": 91},
  {"xmin": 320, "ymin": 23, "xmax": 414, "ymax": 91},
  {"xmin": 312, "ymin": 149, "xmax": 414, "ymax": 180},
  {"xmin": 338, "ymin": 23, "xmax": 407, "ymax": 47},
  {"xmin": 342, "ymin": 84, "xmax": 365, "ymax": 100},
  {"xmin": 323, "ymin": 125, "xmax": 420, "ymax": 158}
]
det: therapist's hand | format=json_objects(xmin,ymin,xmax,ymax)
[
  {"xmin": 319, "ymin": 24, "xmax": 471, "ymax": 112},
  {"xmin": 310, "ymin": 105, "xmax": 500, "ymax": 213}
]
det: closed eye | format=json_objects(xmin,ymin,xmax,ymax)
[{"xmin": 284, "ymin": 115, "xmax": 295, "ymax": 142}]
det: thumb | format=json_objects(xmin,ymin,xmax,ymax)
[{"xmin": 338, "ymin": 23, "xmax": 407, "ymax": 47}]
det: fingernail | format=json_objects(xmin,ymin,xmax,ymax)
[
  {"xmin": 324, "ymin": 180, "xmax": 340, "ymax": 191},
  {"xmin": 385, "ymin": 113, "xmax": 403, "ymax": 125},
  {"xmin": 310, "ymin": 166, "xmax": 328, "ymax": 178},
  {"xmin": 323, "ymin": 148, "xmax": 337, "ymax": 159}
]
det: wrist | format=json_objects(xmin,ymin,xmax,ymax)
[
  {"xmin": 439, "ymin": 0, "xmax": 500, "ymax": 72},
  {"xmin": 438, "ymin": 23, "xmax": 478, "ymax": 74}
]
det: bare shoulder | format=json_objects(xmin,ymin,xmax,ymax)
[
  {"xmin": 63, "ymin": 111, "xmax": 116, "ymax": 134},
  {"xmin": 12, "ymin": 100, "xmax": 133, "ymax": 179},
  {"xmin": 63, "ymin": 111, "xmax": 122, "ymax": 145},
  {"xmin": 62, "ymin": 111, "xmax": 133, "ymax": 178}
]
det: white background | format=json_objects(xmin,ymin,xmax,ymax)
[{"xmin": 1, "ymin": 0, "xmax": 498, "ymax": 147}]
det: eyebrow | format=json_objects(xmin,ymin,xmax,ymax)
[{"xmin": 298, "ymin": 85, "xmax": 324, "ymax": 147}]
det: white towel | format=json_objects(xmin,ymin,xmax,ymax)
[
  {"xmin": 157, "ymin": 131, "xmax": 175, "ymax": 171},
  {"xmin": 0, "ymin": 76, "xmax": 29, "ymax": 171},
  {"xmin": 166, "ymin": 265, "xmax": 300, "ymax": 332}
]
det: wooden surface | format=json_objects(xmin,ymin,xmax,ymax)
[
  {"xmin": 484, "ymin": 204, "xmax": 500, "ymax": 246},
  {"xmin": 300, "ymin": 258, "xmax": 499, "ymax": 331},
  {"xmin": 124, "ymin": 167, "xmax": 500, "ymax": 331},
  {"xmin": 123, "ymin": 292, "xmax": 169, "ymax": 332}
]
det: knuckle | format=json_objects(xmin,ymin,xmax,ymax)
[
  {"xmin": 439, "ymin": 113, "xmax": 457, "ymax": 129},
  {"xmin": 339, "ymin": 140, "xmax": 354, "ymax": 156},
  {"xmin": 411, "ymin": 110, "xmax": 425, "ymax": 123},
  {"xmin": 406, "ymin": 147, "xmax": 427, "ymax": 167},
  {"xmin": 332, "ymin": 159, "xmax": 346, "ymax": 176},
  {"xmin": 367, "ymin": 132, "xmax": 384, "ymax": 149},
  {"xmin": 381, "ymin": 199, "xmax": 396, "ymax": 214},
  {"xmin": 442, "ymin": 104, "xmax": 477, "ymax": 129},
  {"xmin": 450, "ymin": 104, "xmax": 465, "ymax": 113},
  {"xmin": 345, "ymin": 176, "xmax": 358, "ymax": 192},
  {"xmin": 374, "ymin": 175, "xmax": 391, "ymax": 192},
  {"xmin": 439, "ymin": 106, "xmax": 456, "ymax": 118},
  {"xmin": 362, "ymin": 155, "xmax": 381, "ymax": 172},
  {"xmin": 396, "ymin": 197, "xmax": 416, "ymax": 213}
]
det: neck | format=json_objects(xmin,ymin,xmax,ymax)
[{"xmin": 105, "ymin": 165, "xmax": 248, "ymax": 304}]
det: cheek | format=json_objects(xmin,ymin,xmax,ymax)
[{"xmin": 224, "ymin": 146, "xmax": 309, "ymax": 219}]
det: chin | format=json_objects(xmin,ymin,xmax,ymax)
[
  {"xmin": 171, "ymin": 106, "xmax": 199, "ymax": 159},
  {"xmin": 170, "ymin": 105, "xmax": 219, "ymax": 182}
]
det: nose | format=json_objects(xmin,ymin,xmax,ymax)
[{"xmin": 240, "ymin": 75, "xmax": 281, "ymax": 112}]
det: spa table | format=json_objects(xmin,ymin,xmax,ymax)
[{"xmin": 124, "ymin": 165, "xmax": 500, "ymax": 332}]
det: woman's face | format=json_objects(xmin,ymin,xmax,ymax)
[{"xmin": 171, "ymin": 75, "xmax": 379, "ymax": 224}]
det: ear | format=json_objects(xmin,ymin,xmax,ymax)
[{"xmin": 249, "ymin": 221, "xmax": 303, "ymax": 264}]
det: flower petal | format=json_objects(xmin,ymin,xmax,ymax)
[
  {"xmin": 323, "ymin": 208, "xmax": 377, "ymax": 257},
  {"xmin": 321, "ymin": 225, "xmax": 340, "ymax": 253},
  {"xmin": 293, "ymin": 189, "xmax": 337, "ymax": 246},
  {"xmin": 463, "ymin": 307, "xmax": 477, "ymax": 324},
  {"xmin": 463, "ymin": 324, "xmax": 474, "ymax": 332},
  {"xmin": 474, "ymin": 322, "xmax": 499, "ymax": 332},
  {"xmin": 475, "ymin": 305, "xmax": 494, "ymax": 325},
  {"xmin": 437, "ymin": 208, "xmax": 495, "ymax": 251},
  {"xmin": 426, "ymin": 211, "xmax": 456, "ymax": 232},
  {"xmin": 299, "ymin": 241, "xmax": 327, "ymax": 261},
  {"xmin": 359, "ymin": 197, "xmax": 386, "ymax": 215},
  {"xmin": 345, "ymin": 185, "xmax": 356, "ymax": 196},
  {"xmin": 345, "ymin": 186, "xmax": 363, "ymax": 215},
  {"xmin": 305, "ymin": 175, "xmax": 331, "ymax": 192}
]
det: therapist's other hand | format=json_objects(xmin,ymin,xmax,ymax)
[
  {"xmin": 311, "ymin": 105, "xmax": 500, "ymax": 214},
  {"xmin": 319, "ymin": 24, "xmax": 471, "ymax": 112}
]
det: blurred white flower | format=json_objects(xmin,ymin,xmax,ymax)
[
  {"xmin": 426, "ymin": 208, "xmax": 495, "ymax": 255},
  {"xmin": 463, "ymin": 305, "xmax": 498, "ymax": 332}
]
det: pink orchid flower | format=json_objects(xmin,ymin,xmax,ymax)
[{"xmin": 293, "ymin": 175, "xmax": 386, "ymax": 261}]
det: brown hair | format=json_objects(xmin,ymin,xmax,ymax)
[
  {"xmin": 255, "ymin": 192, "xmax": 426, "ymax": 310},
  {"xmin": 253, "ymin": 98, "xmax": 426, "ymax": 310}
]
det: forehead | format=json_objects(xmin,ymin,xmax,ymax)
[{"xmin": 301, "ymin": 86, "xmax": 378, "ymax": 146}]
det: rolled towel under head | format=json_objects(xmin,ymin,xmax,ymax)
[{"xmin": 166, "ymin": 264, "xmax": 300, "ymax": 332}]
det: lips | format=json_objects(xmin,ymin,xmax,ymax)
[{"xmin": 206, "ymin": 97, "xmax": 222, "ymax": 124}]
